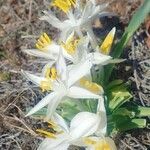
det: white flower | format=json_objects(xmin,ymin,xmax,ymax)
[
  {"xmin": 37, "ymin": 98, "xmax": 106, "ymax": 150},
  {"xmin": 69, "ymin": 27, "xmax": 116, "ymax": 66},
  {"xmin": 22, "ymin": 51, "xmax": 103, "ymax": 119},
  {"xmin": 23, "ymin": 33, "xmax": 73, "ymax": 62},
  {"xmin": 23, "ymin": 27, "xmax": 116, "ymax": 69},
  {"xmin": 93, "ymin": 27, "xmax": 116, "ymax": 65},
  {"xmin": 40, "ymin": 0, "xmax": 109, "ymax": 46}
]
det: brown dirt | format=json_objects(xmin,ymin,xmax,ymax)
[{"xmin": 0, "ymin": 0, "xmax": 149, "ymax": 150}]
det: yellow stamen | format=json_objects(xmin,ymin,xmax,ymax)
[
  {"xmin": 47, "ymin": 120, "xmax": 58, "ymax": 128},
  {"xmin": 46, "ymin": 120, "xmax": 64, "ymax": 134},
  {"xmin": 80, "ymin": 78, "xmax": 103, "ymax": 94},
  {"xmin": 95, "ymin": 140, "xmax": 111, "ymax": 150},
  {"xmin": 36, "ymin": 33, "xmax": 52, "ymax": 51},
  {"xmin": 40, "ymin": 67, "xmax": 57, "ymax": 92},
  {"xmin": 50, "ymin": 67, "xmax": 57, "ymax": 80},
  {"xmin": 61, "ymin": 33, "xmax": 79, "ymax": 55},
  {"xmin": 40, "ymin": 80, "xmax": 52, "ymax": 92},
  {"xmin": 36, "ymin": 129, "xmax": 56, "ymax": 139},
  {"xmin": 100, "ymin": 28, "xmax": 116, "ymax": 55},
  {"xmin": 52, "ymin": 0, "xmax": 76, "ymax": 13},
  {"xmin": 84, "ymin": 138, "xmax": 111, "ymax": 150},
  {"xmin": 84, "ymin": 138, "xmax": 97, "ymax": 145},
  {"xmin": 45, "ymin": 67, "xmax": 58, "ymax": 80}
]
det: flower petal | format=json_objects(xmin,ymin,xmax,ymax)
[
  {"xmin": 62, "ymin": 47, "xmax": 74, "ymax": 62},
  {"xmin": 46, "ymin": 95, "xmax": 62, "ymax": 120},
  {"xmin": 100, "ymin": 27, "xmax": 116, "ymax": 55},
  {"xmin": 70, "ymin": 112, "xmax": 100, "ymax": 139},
  {"xmin": 23, "ymin": 49, "xmax": 55, "ymax": 59},
  {"xmin": 40, "ymin": 11, "xmax": 64, "ymax": 29},
  {"xmin": 91, "ymin": 52, "xmax": 112, "ymax": 65},
  {"xmin": 42, "ymin": 62, "xmax": 55, "ymax": 77},
  {"xmin": 21, "ymin": 70, "xmax": 45, "ymax": 86},
  {"xmin": 76, "ymin": 36, "xmax": 89, "ymax": 63},
  {"xmin": 86, "ymin": 26, "xmax": 97, "ymax": 48},
  {"xmin": 60, "ymin": 24, "xmax": 74, "ymax": 42},
  {"xmin": 56, "ymin": 49, "xmax": 67, "ymax": 82},
  {"xmin": 68, "ymin": 86, "xmax": 101, "ymax": 99},
  {"xmin": 91, "ymin": 3, "xmax": 108, "ymax": 21},
  {"xmin": 53, "ymin": 113, "xmax": 69, "ymax": 132},
  {"xmin": 105, "ymin": 137, "xmax": 117, "ymax": 150},
  {"xmin": 26, "ymin": 92, "xmax": 58, "ymax": 117},
  {"xmin": 96, "ymin": 97, "xmax": 107, "ymax": 135},
  {"xmin": 37, "ymin": 135, "xmax": 69, "ymax": 150},
  {"xmin": 68, "ymin": 59, "xmax": 92, "ymax": 87},
  {"xmin": 81, "ymin": 1, "xmax": 93, "ymax": 20}
]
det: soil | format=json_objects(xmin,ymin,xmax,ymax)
[{"xmin": 0, "ymin": 0, "xmax": 150, "ymax": 150}]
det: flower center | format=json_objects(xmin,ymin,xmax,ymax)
[
  {"xmin": 40, "ymin": 80, "xmax": 52, "ymax": 92},
  {"xmin": 52, "ymin": 0, "xmax": 76, "ymax": 13},
  {"xmin": 100, "ymin": 28, "xmax": 115, "ymax": 55},
  {"xmin": 36, "ymin": 33, "xmax": 52, "ymax": 51},
  {"xmin": 36, "ymin": 120, "xmax": 63, "ymax": 139},
  {"xmin": 61, "ymin": 35, "xmax": 79, "ymax": 55},
  {"xmin": 40, "ymin": 67, "xmax": 58, "ymax": 92},
  {"xmin": 45, "ymin": 67, "xmax": 58, "ymax": 80},
  {"xmin": 80, "ymin": 78, "xmax": 103, "ymax": 94}
]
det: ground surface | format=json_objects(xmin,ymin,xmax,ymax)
[{"xmin": 0, "ymin": 0, "xmax": 150, "ymax": 150}]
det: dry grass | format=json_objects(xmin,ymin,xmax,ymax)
[{"xmin": 0, "ymin": 0, "xmax": 149, "ymax": 149}]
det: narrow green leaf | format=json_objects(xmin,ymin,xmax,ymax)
[{"xmin": 104, "ymin": 0, "xmax": 150, "ymax": 83}]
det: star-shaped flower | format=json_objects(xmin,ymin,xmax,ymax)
[{"xmin": 22, "ymin": 51, "xmax": 103, "ymax": 119}]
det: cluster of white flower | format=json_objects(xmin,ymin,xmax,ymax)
[{"xmin": 22, "ymin": 0, "xmax": 117, "ymax": 149}]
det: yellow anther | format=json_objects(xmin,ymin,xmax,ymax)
[
  {"xmin": 52, "ymin": 0, "xmax": 76, "ymax": 13},
  {"xmin": 50, "ymin": 67, "xmax": 57, "ymax": 80},
  {"xmin": 95, "ymin": 140, "xmax": 111, "ymax": 150},
  {"xmin": 100, "ymin": 28, "xmax": 116, "ymax": 55},
  {"xmin": 84, "ymin": 138, "xmax": 97, "ymax": 145},
  {"xmin": 80, "ymin": 78, "xmax": 103, "ymax": 94},
  {"xmin": 44, "ymin": 33, "xmax": 51, "ymax": 43},
  {"xmin": 40, "ymin": 80, "xmax": 52, "ymax": 92},
  {"xmin": 61, "ymin": 33, "xmax": 79, "ymax": 55},
  {"xmin": 45, "ymin": 67, "xmax": 57, "ymax": 80},
  {"xmin": 47, "ymin": 120, "xmax": 58, "ymax": 128},
  {"xmin": 84, "ymin": 138, "xmax": 111, "ymax": 150},
  {"xmin": 36, "ymin": 43, "xmax": 42, "ymax": 50},
  {"xmin": 36, "ymin": 129, "xmax": 56, "ymax": 139},
  {"xmin": 36, "ymin": 33, "xmax": 52, "ymax": 51}
]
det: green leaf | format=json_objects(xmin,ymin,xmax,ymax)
[
  {"xmin": 112, "ymin": 108, "xmax": 135, "ymax": 118},
  {"xmin": 108, "ymin": 114, "xmax": 147, "ymax": 135},
  {"xmin": 104, "ymin": 0, "xmax": 150, "ymax": 83},
  {"xmin": 127, "ymin": 105, "xmax": 150, "ymax": 117},
  {"xmin": 91, "ymin": 65, "xmax": 105, "ymax": 85},
  {"xmin": 106, "ymin": 79, "xmax": 123, "ymax": 90},
  {"xmin": 117, "ymin": 118, "xmax": 147, "ymax": 132},
  {"xmin": 106, "ymin": 83, "xmax": 132, "ymax": 112},
  {"xmin": 57, "ymin": 99, "xmax": 81, "ymax": 121},
  {"xmin": 57, "ymin": 99, "xmax": 98, "ymax": 121}
]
